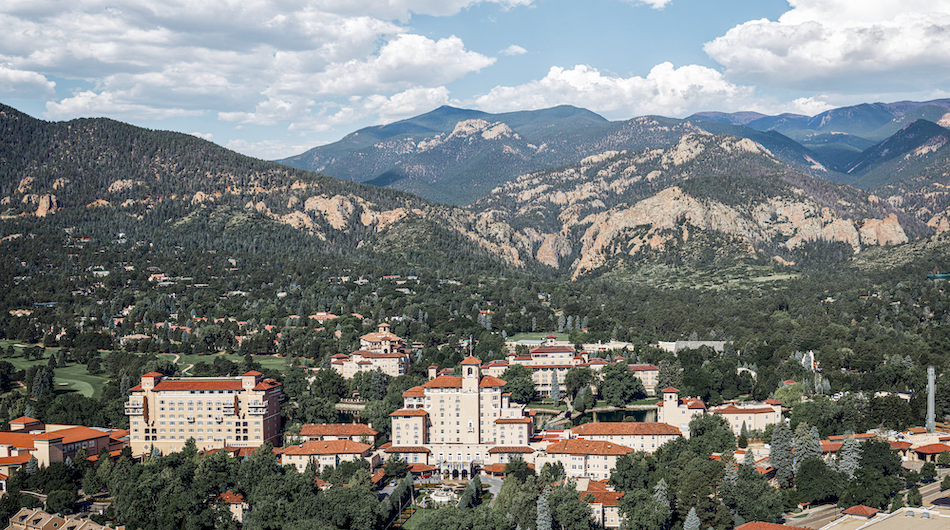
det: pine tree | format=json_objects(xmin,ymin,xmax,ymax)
[
  {"xmin": 25, "ymin": 456, "xmax": 38, "ymax": 475},
  {"xmin": 550, "ymin": 377, "xmax": 561, "ymax": 406},
  {"xmin": 653, "ymin": 478, "xmax": 670, "ymax": 512},
  {"xmin": 724, "ymin": 451, "xmax": 737, "ymax": 485},
  {"xmin": 770, "ymin": 422, "xmax": 794, "ymax": 488},
  {"xmin": 793, "ymin": 423, "xmax": 821, "ymax": 472},
  {"xmin": 536, "ymin": 487, "xmax": 552, "ymax": 530},
  {"xmin": 684, "ymin": 507, "xmax": 701, "ymax": 530},
  {"xmin": 838, "ymin": 436, "xmax": 860, "ymax": 480},
  {"xmin": 744, "ymin": 448, "xmax": 756, "ymax": 466}
]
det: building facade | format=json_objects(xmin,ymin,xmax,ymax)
[
  {"xmin": 571, "ymin": 422, "xmax": 682, "ymax": 453},
  {"xmin": 386, "ymin": 356, "xmax": 534, "ymax": 476},
  {"xmin": 125, "ymin": 371, "xmax": 282, "ymax": 456},
  {"xmin": 655, "ymin": 388, "xmax": 706, "ymax": 438}
]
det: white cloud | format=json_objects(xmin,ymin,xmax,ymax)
[
  {"xmin": 45, "ymin": 90, "xmax": 204, "ymax": 120},
  {"xmin": 705, "ymin": 0, "xmax": 950, "ymax": 90},
  {"xmin": 190, "ymin": 131, "xmax": 214, "ymax": 140},
  {"xmin": 623, "ymin": 0, "xmax": 672, "ymax": 9},
  {"xmin": 0, "ymin": 65, "xmax": 55, "ymax": 98},
  {"xmin": 225, "ymin": 138, "xmax": 323, "ymax": 160},
  {"xmin": 470, "ymin": 63, "xmax": 758, "ymax": 118},
  {"xmin": 314, "ymin": 35, "xmax": 495, "ymax": 97},
  {"xmin": 0, "ymin": 0, "xmax": 509, "ymax": 130},
  {"xmin": 500, "ymin": 45, "xmax": 527, "ymax": 56}
]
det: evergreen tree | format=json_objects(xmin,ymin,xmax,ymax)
[
  {"xmin": 770, "ymin": 422, "xmax": 794, "ymax": 488},
  {"xmin": 838, "ymin": 436, "xmax": 861, "ymax": 480},
  {"xmin": 24, "ymin": 456, "xmax": 38, "ymax": 476},
  {"xmin": 550, "ymin": 377, "xmax": 561, "ymax": 406},
  {"xmin": 744, "ymin": 448, "xmax": 756, "ymax": 467},
  {"xmin": 684, "ymin": 507, "xmax": 701, "ymax": 530},
  {"xmin": 653, "ymin": 478, "xmax": 670, "ymax": 513},
  {"xmin": 536, "ymin": 487, "xmax": 552, "ymax": 530},
  {"xmin": 794, "ymin": 424, "xmax": 822, "ymax": 472}
]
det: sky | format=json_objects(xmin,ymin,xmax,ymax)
[{"xmin": 3, "ymin": 0, "xmax": 950, "ymax": 160}]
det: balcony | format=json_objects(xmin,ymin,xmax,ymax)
[
  {"xmin": 248, "ymin": 402, "xmax": 267, "ymax": 415},
  {"xmin": 125, "ymin": 403, "xmax": 144, "ymax": 415}
]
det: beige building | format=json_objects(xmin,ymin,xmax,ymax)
[
  {"xmin": 8, "ymin": 508, "xmax": 115, "ymax": 530},
  {"xmin": 576, "ymin": 478, "xmax": 624, "ymax": 529},
  {"xmin": 359, "ymin": 323, "xmax": 405, "ymax": 353},
  {"xmin": 329, "ymin": 350, "xmax": 409, "ymax": 379},
  {"xmin": 627, "ymin": 364, "xmax": 659, "ymax": 395},
  {"xmin": 655, "ymin": 388, "xmax": 706, "ymax": 438},
  {"xmin": 298, "ymin": 423, "xmax": 378, "ymax": 446},
  {"xmin": 535, "ymin": 439, "xmax": 634, "ymax": 481},
  {"xmin": 0, "ymin": 418, "xmax": 123, "ymax": 475},
  {"xmin": 571, "ymin": 422, "xmax": 682, "ymax": 453},
  {"xmin": 125, "ymin": 371, "xmax": 282, "ymax": 456},
  {"xmin": 280, "ymin": 439, "xmax": 377, "ymax": 473},
  {"xmin": 710, "ymin": 400, "xmax": 783, "ymax": 435},
  {"xmin": 386, "ymin": 356, "xmax": 534, "ymax": 477}
]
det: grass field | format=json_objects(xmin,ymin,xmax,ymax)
[
  {"xmin": 0, "ymin": 341, "xmax": 292, "ymax": 398},
  {"xmin": 155, "ymin": 352, "xmax": 291, "ymax": 374},
  {"xmin": 0, "ymin": 340, "xmax": 110, "ymax": 398},
  {"xmin": 508, "ymin": 332, "xmax": 569, "ymax": 342},
  {"xmin": 401, "ymin": 507, "xmax": 439, "ymax": 530}
]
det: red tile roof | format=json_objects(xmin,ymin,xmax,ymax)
[
  {"xmin": 408, "ymin": 463, "xmax": 436, "ymax": 472},
  {"xmin": 714, "ymin": 405, "xmax": 777, "ymax": 415},
  {"xmin": 142, "ymin": 372, "xmax": 164, "ymax": 377},
  {"xmin": 389, "ymin": 409, "xmax": 428, "ymax": 417},
  {"xmin": 383, "ymin": 446, "xmax": 430, "ymax": 453},
  {"xmin": 494, "ymin": 418, "xmax": 532, "ymax": 424},
  {"xmin": 402, "ymin": 386, "xmax": 425, "ymax": 398},
  {"xmin": 460, "ymin": 356, "xmax": 482, "ymax": 365},
  {"xmin": 628, "ymin": 364, "xmax": 658, "ymax": 371},
  {"xmin": 890, "ymin": 441, "xmax": 913, "ymax": 450},
  {"xmin": 572, "ymin": 422, "xmax": 682, "ymax": 437},
  {"xmin": 282, "ymin": 440, "xmax": 371, "ymax": 456},
  {"xmin": 422, "ymin": 376, "xmax": 462, "ymax": 388},
  {"xmin": 487, "ymin": 446, "xmax": 535, "ymax": 454},
  {"xmin": 217, "ymin": 490, "xmax": 245, "ymax": 504},
  {"xmin": 913, "ymin": 443, "xmax": 950, "ymax": 454},
  {"xmin": 661, "ymin": 387, "xmax": 679, "ymax": 393},
  {"xmin": 152, "ymin": 380, "xmax": 244, "ymax": 391},
  {"xmin": 741, "ymin": 522, "xmax": 810, "ymax": 530},
  {"xmin": 843, "ymin": 505, "xmax": 879, "ymax": 517},
  {"xmin": 299, "ymin": 424, "xmax": 378, "ymax": 437},
  {"xmin": 585, "ymin": 490, "xmax": 624, "ymax": 507},
  {"xmin": 479, "ymin": 376, "xmax": 507, "ymax": 388},
  {"xmin": 9, "ymin": 416, "xmax": 40, "ymax": 425},
  {"xmin": 544, "ymin": 439, "xmax": 634, "ymax": 456}
]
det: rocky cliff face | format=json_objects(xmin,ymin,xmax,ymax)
[{"xmin": 464, "ymin": 134, "xmax": 924, "ymax": 278}]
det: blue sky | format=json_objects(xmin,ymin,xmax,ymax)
[{"xmin": 3, "ymin": 0, "xmax": 950, "ymax": 160}]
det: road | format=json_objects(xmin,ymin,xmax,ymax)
[{"xmin": 791, "ymin": 468, "xmax": 950, "ymax": 529}]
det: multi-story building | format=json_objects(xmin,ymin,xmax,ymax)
[
  {"xmin": 534, "ymin": 439, "xmax": 635, "ymax": 481},
  {"xmin": 386, "ymin": 356, "xmax": 534, "ymax": 477},
  {"xmin": 0, "ymin": 417, "xmax": 126, "ymax": 476},
  {"xmin": 125, "ymin": 371, "xmax": 282, "ymax": 456},
  {"xmin": 280, "ymin": 440, "xmax": 377, "ymax": 473},
  {"xmin": 710, "ymin": 400, "xmax": 783, "ymax": 435},
  {"xmin": 298, "ymin": 423, "xmax": 378, "ymax": 446},
  {"xmin": 571, "ymin": 422, "xmax": 681, "ymax": 453},
  {"xmin": 627, "ymin": 364, "xmax": 659, "ymax": 395},
  {"xmin": 8, "ymin": 508, "xmax": 115, "ymax": 530},
  {"xmin": 359, "ymin": 323, "xmax": 405, "ymax": 354},
  {"xmin": 576, "ymin": 478, "xmax": 624, "ymax": 529},
  {"xmin": 655, "ymin": 387, "xmax": 706, "ymax": 438},
  {"xmin": 329, "ymin": 350, "xmax": 409, "ymax": 379}
]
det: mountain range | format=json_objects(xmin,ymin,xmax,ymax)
[{"xmin": 3, "ymin": 100, "xmax": 950, "ymax": 282}]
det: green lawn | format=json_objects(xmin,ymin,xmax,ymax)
[
  {"xmin": 156, "ymin": 352, "xmax": 292, "ymax": 374},
  {"xmin": 507, "ymin": 332, "xmax": 569, "ymax": 342},
  {"xmin": 0, "ymin": 341, "xmax": 109, "ymax": 398},
  {"xmin": 402, "ymin": 507, "xmax": 440, "ymax": 530}
]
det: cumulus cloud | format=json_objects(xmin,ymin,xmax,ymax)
[
  {"xmin": 470, "ymin": 62, "xmax": 758, "ymax": 118},
  {"xmin": 45, "ymin": 90, "xmax": 204, "ymax": 120},
  {"xmin": 500, "ymin": 45, "xmax": 527, "ymax": 56},
  {"xmin": 624, "ymin": 0, "xmax": 672, "ymax": 9},
  {"xmin": 225, "ymin": 138, "xmax": 322, "ymax": 160},
  {"xmin": 189, "ymin": 132, "xmax": 214, "ymax": 140},
  {"xmin": 314, "ymin": 35, "xmax": 494, "ymax": 97},
  {"xmin": 0, "ymin": 0, "xmax": 505, "ymax": 130},
  {"xmin": 705, "ymin": 0, "xmax": 950, "ymax": 90},
  {"xmin": 0, "ymin": 65, "xmax": 55, "ymax": 98}
]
